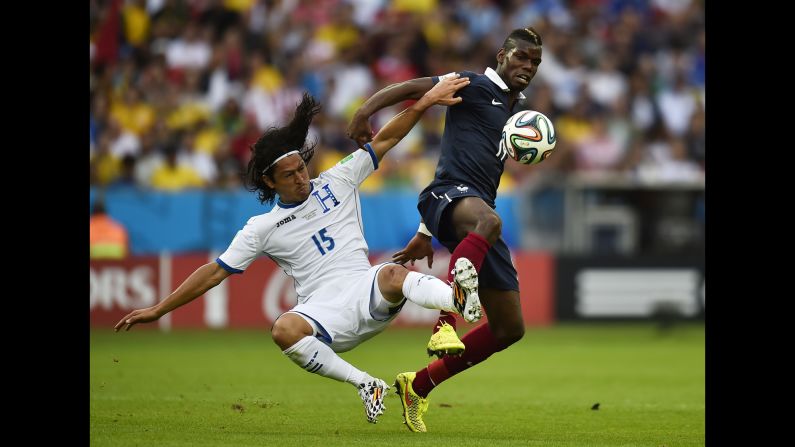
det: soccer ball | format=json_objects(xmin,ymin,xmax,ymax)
[{"xmin": 499, "ymin": 110, "xmax": 557, "ymax": 165}]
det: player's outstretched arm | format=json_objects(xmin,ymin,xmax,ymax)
[
  {"xmin": 368, "ymin": 75, "xmax": 469, "ymax": 162},
  {"xmin": 114, "ymin": 262, "xmax": 231, "ymax": 332},
  {"xmin": 347, "ymin": 77, "xmax": 435, "ymax": 148}
]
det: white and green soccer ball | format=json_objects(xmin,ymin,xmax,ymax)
[{"xmin": 499, "ymin": 110, "xmax": 557, "ymax": 165}]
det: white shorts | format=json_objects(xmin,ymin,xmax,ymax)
[{"xmin": 283, "ymin": 262, "xmax": 405, "ymax": 353}]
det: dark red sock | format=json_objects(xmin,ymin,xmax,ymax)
[
  {"xmin": 412, "ymin": 323, "xmax": 506, "ymax": 398},
  {"xmin": 435, "ymin": 232, "xmax": 491, "ymax": 334},
  {"xmin": 446, "ymin": 232, "xmax": 491, "ymax": 282}
]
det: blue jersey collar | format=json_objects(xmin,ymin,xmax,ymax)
[{"xmin": 277, "ymin": 182, "xmax": 315, "ymax": 209}]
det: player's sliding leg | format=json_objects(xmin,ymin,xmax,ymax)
[
  {"xmin": 273, "ymin": 313, "xmax": 389, "ymax": 423},
  {"xmin": 381, "ymin": 263, "xmax": 482, "ymax": 357}
]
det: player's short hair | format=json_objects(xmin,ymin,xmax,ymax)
[
  {"xmin": 245, "ymin": 92, "xmax": 321, "ymax": 204},
  {"xmin": 502, "ymin": 27, "xmax": 543, "ymax": 51}
]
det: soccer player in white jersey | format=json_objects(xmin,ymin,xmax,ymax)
[{"xmin": 114, "ymin": 75, "xmax": 482, "ymax": 425}]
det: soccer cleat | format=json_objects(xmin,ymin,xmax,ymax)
[
  {"xmin": 358, "ymin": 377, "xmax": 389, "ymax": 423},
  {"xmin": 451, "ymin": 257, "xmax": 482, "ymax": 323},
  {"xmin": 394, "ymin": 372, "xmax": 429, "ymax": 432},
  {"xmin": 426, "ymin": 322, "xmax": 465, "ymax": 358}
]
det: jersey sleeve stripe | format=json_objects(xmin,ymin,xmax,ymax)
[
  {"xmin": 215, "ymin": 257, "xmax": 243, "ymax": 274},
  {"xmin": 363, "ymin": 143, "xmax": 379, "ymax": 170}
]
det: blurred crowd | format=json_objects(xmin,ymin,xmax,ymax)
[{"xmin": 90, "ymin": 0, "xmax": 705, "ymax": 194}]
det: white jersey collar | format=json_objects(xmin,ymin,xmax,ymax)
[{"xmin": 485, "ymin": 67, "xmax": 526, "ymax": 99}]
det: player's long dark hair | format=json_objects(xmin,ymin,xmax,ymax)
[
  {"xmin": 245, "ymin": 92, "xmax": 321, "ymax": 204},
  {"xmin": 502, "ymin": 27, "xmax": 543, "ymax": 50}
]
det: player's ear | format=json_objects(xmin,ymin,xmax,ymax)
[
  {"xmin": 262, "ymin": 174, "xmax": 275, "ymax": 189},
  {"xmin": 496, "ymin": 48, "xmax": 505, "ymax": 64}
]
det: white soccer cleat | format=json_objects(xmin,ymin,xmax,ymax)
[
  {"xmin": 451, "ymin": 257, "xmax": 482, "ymax": 323},
  {"xmin": 358, "ymin": 377, "xmax": 389, "ymax": 423}
]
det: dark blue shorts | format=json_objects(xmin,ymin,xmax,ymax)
[{"xmin": 417, "ymin": 184, "xmax": 519, "ymax": 292}]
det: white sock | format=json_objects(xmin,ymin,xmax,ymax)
[
  {"xmin": 401, "ymin": 271, "xmax": 455, "ymax": 312},
  {"xmin": 283, "ymin": 336, "xmax": 368, "ymax": 387}
]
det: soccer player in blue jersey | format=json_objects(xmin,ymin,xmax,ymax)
[
  {"xmin": 114, "ymin": 76, "xmax": 483, "ymax": 425},
  {"xmin": 348, "ymin": 27, "xmax": 543, "ymax": 432}
]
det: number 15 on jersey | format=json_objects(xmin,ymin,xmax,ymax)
[{"xmin": 311, "ymin": 228, "xmax": 335, "ymax": 255}]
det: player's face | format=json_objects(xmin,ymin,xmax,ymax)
[
  {"xmin": 497, "ymin": 41, "xmax": 542, "ymax": 91},
  {"xmin": 265, "ymin": 154, "xmax": 311, "ymax": 203}
]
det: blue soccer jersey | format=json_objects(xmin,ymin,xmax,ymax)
[{"xmin": 424, "ymin": 68, "xmax": 527, "ymax": 207}]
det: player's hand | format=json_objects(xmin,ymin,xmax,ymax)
[
  {"xmin": 392, "ymin": 233, "xmax": 434, "ymax": 268},
  {"xmin": 114, "ymin": 306, "xmax": 162, "ymax": 332},
  {"xmin": 346, "ymin": 114, "xmax": 374, "ymax": 148},
  {"xmin": 424, "ymin": 74, "xmax": 469, "ymax": 106}
]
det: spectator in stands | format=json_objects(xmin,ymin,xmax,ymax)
[
  {"xmin": 108, "ymin": 155, "xmax": 138, "ymax": 189},
  {"xmin": 89, "ymin": 0, "xmax": 705, "ymax": 192},
  {"xmin": 90, "ymin": 198, "xmax": 129, "ymax": 259},
  {"xmin": 149, "ymin": 140, "xmax": 205, "ymax": 191}
]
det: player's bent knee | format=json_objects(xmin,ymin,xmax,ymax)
[
  {"xmin": 378, "ymin": 264, "xmax": 409, "ymax": 298},
  {"xmin": 270, "ymin": 320, "xmax": 291, "ymax": 348},
  {"xmin": 475, "ymin": 211, "xmax": 502, "ymax": 243},
  {"xmin": 271, "ymin": 315, "xmax": 311, "ymax": 350}
]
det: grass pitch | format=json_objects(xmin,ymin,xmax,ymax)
[{"xmin": 90, "ymin": 323, "xmax": 704, "ymax": 446}]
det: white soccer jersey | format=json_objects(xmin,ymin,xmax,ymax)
[{"xmin": 217, "ymin": 146, "xmax": 379, "ymax": 301}]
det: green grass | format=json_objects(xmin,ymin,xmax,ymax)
[{"xmin": 90, "ymin": 323, "xmax": 704, "ymax": 446}]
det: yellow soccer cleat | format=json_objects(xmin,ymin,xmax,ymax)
[
  {"xmin": 394, "ymin": 372, "xmax": 429, "ymax": 432},
  {"xmin": 426, "ymin": 322, "xmax": 465, "ymax": 358}
]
